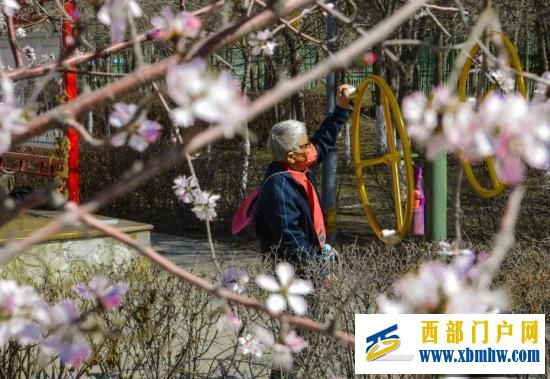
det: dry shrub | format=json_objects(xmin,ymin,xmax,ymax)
[{"xmin": 1, "ymin": 237, "xmax": 547, "ymax": 377}]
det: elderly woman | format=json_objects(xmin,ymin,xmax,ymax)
[{"xmin": 255, "ymin": 84, "xmax": 352, "ymax": 266}]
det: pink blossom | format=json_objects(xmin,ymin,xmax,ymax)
[
  {"xmin": 73, "ymin": 276, "xmax": 128, "ymax": 311},
  {"xmin": 0, "ymin": 280, "xmax": 45, "ymax": 346},
  {"xmin": 377, "ymin": 261, "xmax": 508, "ymax": 314},
  {"xmin": 150, "ymin": 7, "xmax": 201, "ymax": 42},
  {"xmin": 480, "ymin": 93, "xmax": 549, "ymax": 183},
  {"xmin": 42, "ymin": 329, "xmax": 91, "ymax": 368},
  {"xmin": 59, "ymin": 339, "xmax": 91, "ymax": 367},
  {"xmin": 47, "ymin": 301, "xmax": 79, "ymax": 325},
  {"xmin": 217, "ymin": 268, "xmax": 249, "ymax": 294},
  {"xmin": 217, "ymin": 309, "xmax": 242, "ymax": 332},
  {"xmin": 172, "ymin": 175, "xmax": 199, "ymax": 203},
  {"xmin": 108, "ymin": 102, "xmax": 163, "ymax": 152},
  {"xmin": 403, "ymin": 87, "xmax": 549, "ymax": 179},
  {"xmin": 255, "ymin": 328, "xmax": 307, "ymax": 370},
  {"xmin": 97, "ymin": 0, "xmax": 142, "ymax": 42},
  {"xmin": 363, "ymin": 52, "xmax": 377, "ymax": 64}
]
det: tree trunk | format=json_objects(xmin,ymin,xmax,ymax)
[
  {"xmin": 535, "ymin": 14, "xmax": 549, "ymax": 71},
  {"xmin": 239, "ymin": 49, "xmax": 252, "ymax": 198},
  {"xmin": 434, "ymin": 31, "xmax": 444, "ymax": 86}
]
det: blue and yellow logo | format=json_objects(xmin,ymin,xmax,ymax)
[{"xmin": 366, "ymin": 324, "xmax": 401, "ymax": 361}]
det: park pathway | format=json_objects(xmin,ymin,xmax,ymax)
[{"xmin": 150, "ymin": 232, "xmax": 260, "ymax": 269}]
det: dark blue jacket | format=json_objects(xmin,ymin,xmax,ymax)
[{"xmin": 255, "ymin": 107, "xmax": 350, "ymax": 264}]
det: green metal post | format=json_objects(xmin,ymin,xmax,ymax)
[{"xmin": 424, "ymin": 152, "xmax": 447, "ymax": 241}]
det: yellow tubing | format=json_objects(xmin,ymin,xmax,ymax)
[
  {"xmin": 458, "ymin": 32, "xmax": 527, "ymax": 198},
  {"xmin": 352, "ymin": 75, "xmax": 414, "ymax": 243}
]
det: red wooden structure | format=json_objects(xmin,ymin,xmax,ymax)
[{"xmin": 0, "ymin": 152, "xmax": 64, "ymax": 178}]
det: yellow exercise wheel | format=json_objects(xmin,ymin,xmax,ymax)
[
  {"xmin": 352, "ymin": 75, "xmax": 415, "ymax": 243},
  {"xmin": 458, "ymin": 32, "xmax": 527, "ymax": 198}
]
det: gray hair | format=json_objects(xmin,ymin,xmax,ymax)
[{"xmin": 267, "ymin": 120, "xmax": 307, "ymax": 161}]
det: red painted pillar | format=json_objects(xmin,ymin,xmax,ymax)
[{"xmin": 63, "ymin": 1, "xmax": 79, "ymax": 203}]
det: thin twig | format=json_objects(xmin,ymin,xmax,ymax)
[
  {"xmin": 447, "ymin": 8, "xmax": 497, "ymax": 93},
  {"xmin": 424, "ymin": 4, "xmax": 461, "ymax": 12},
  {"xmin": 6, "ymin": 14, "xmax": 23, "ymax": 67},
  {"xmin": 425, "ymin": 8, "xmax": 452, "ymax": 38},
  {"xmin": 476, "ymin": 186, "xmax": 525, "ymax": 288},
  {"xmin": 58, "ymin": 69, "xmax": 126, "ymax": 78},
  {"xmin": 257, "ymin": 1, "xmax": 326, "ymax": 49},
  {"xmin": 64, "ymin": 119, "xmax": 105, "ymax": 147},
  {"xmin": 127, "ymin": 13, "xmax": 144, "ymax": 68},
  {"xmin": 382, "ymin": 39, "xmax": 465, "ymax": 51}
]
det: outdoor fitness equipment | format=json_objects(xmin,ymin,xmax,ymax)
[
  {"xmin": 457, "ymin": 32, "xmax": 527, "ymax": 198},
  {"xmin": 351, "ymin": 75, "xmax": 415, "ymax": 243}
]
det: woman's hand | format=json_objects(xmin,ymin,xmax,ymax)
[{"xmin": 337, "ymin": 83, "xmax": 355, "ymax": 109}]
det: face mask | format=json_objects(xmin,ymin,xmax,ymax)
[{"xmin": 293, "ymin": 144, "xmax": 317, "ymax": 171}]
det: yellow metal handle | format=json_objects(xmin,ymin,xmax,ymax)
[
  {"xmin": 352, "ymin": 75, "xmax": 415, "ymax": 243},
  {"xmin": 458, "ymin": 32, "xmax": 527, "ymax": 198}
]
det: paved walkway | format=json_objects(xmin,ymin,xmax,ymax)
[{"xmin": 150, "ymin": 232, "xmax": 259, "ymax": 268}]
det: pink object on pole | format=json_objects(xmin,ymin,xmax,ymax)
[{"xmin": 413, "ymin": 166, "xmax": 425, "ymax": 236}]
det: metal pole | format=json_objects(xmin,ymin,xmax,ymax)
[
  {"xmin": 322, "ymin": 1, "xmax": 338, "ymax": 245},
  {"xmin": 424, "ymin": 152, "xmax": 447, "ymax": 241}
]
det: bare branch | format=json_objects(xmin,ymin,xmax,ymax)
[
  {"xmin": 64, "ymin": 119, "xmax": 105, "ymax": 147},
  {"xmin": 6, "ymin": 14, "xmax": 23, "ymax": 67}
]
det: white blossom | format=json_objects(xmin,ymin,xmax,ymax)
[
  {"xmin": 2, "ymin": 0, "xmax": 19, "ymax": 16},
  {"xmin": 166, "ymin": 59, "xmax": 248, "ymax": 137},
  {"xmin": 15, "ymin": 27, "xmax": 25, "ymax": 38},
  {"xmin": 191, "ymin": 190, "xmax": 221, "ymax": 221},
  {"xmin": 249, "ymin": 29, "xmax": 277, "ymax": 56},
  {"xmin": 238, "ymin": 334, "xmax": 264, "ymax": 358},
  {"xmin": 255, "ymin": 262, "xmax": 313, "ymax": 315}
]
